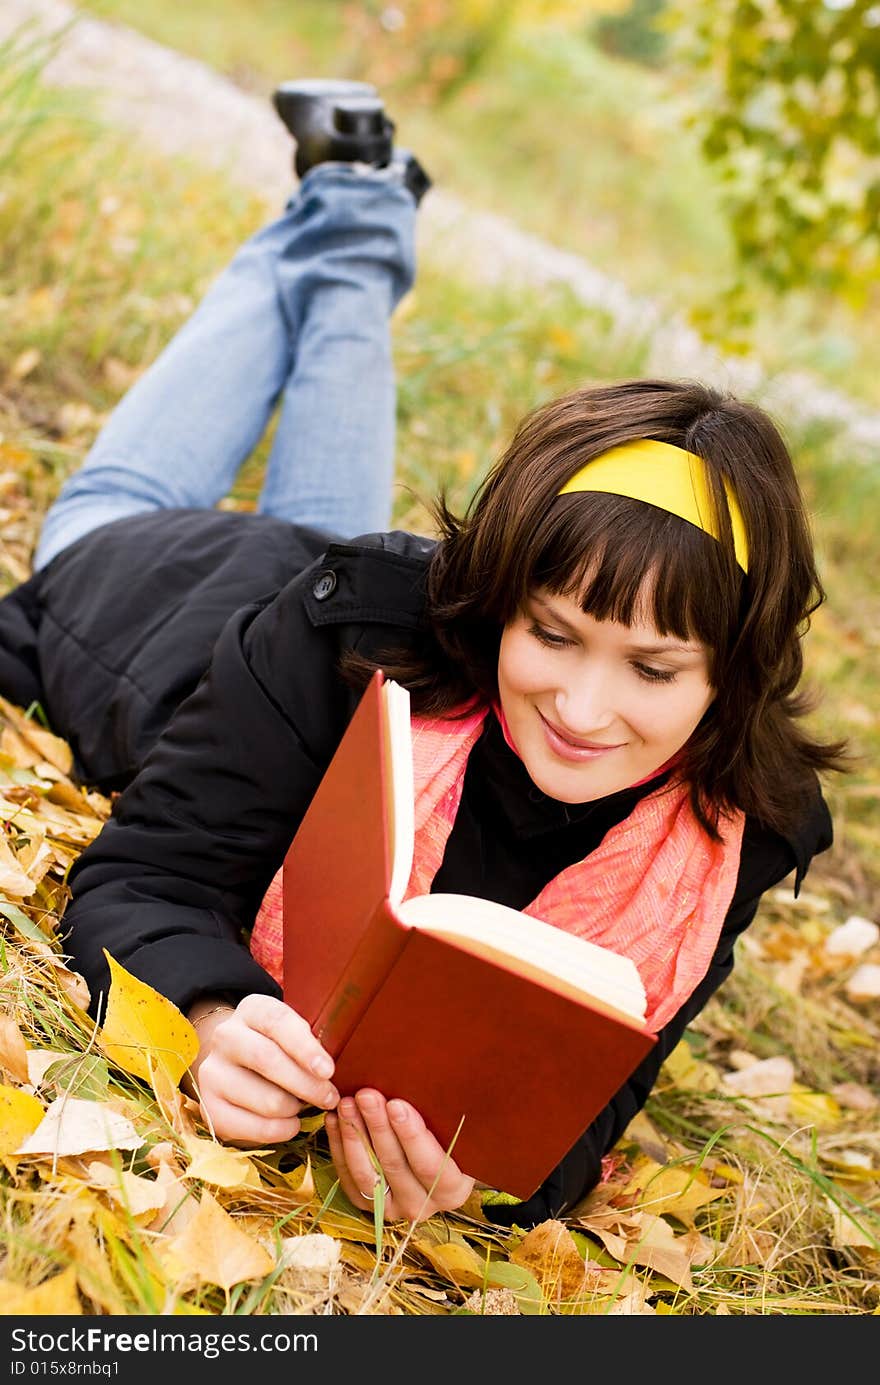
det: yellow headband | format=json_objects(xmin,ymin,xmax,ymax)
[{"xmin": 558, "ymin": 438, "xmax": 749, "ymax": 573}]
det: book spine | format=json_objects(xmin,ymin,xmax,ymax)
[{"xmin": 311, "ymin": 901, "xmax": 408, "ymax": 1054}]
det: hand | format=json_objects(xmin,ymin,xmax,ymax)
[
  {"xmin": 325, "ymin": 1088, "xmax": 475, "ymax": 1223},
  {"xmin": 186, "ymin": 994, "xmax": 339, "ymax": 1146}
]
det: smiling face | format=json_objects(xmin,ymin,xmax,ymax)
[{"xmin": 497, "ymin": 587, "xmax": 716, "ymax": 804}]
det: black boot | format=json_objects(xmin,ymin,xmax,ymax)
[{"xmin": 273, "ymin": 78, "xmax": 395, "ymax": 178}]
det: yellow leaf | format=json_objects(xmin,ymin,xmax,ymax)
[
  {"xmin": 826, "ymin": 1196, "xmax": 880, "ymax": 1252},
  {"xmin": 0, "ymin": 1264, "xmax": 81, "ymax": 1314},
  {"xmin": 99, "ymin": 950, "xmax": 197, "ymax": 1088},
  {"xmin": 85, "ymin": 1159, "xmax": 169, "ymax": 1220},
  {"xmin": 182, "ymin": 1134, "xmax": 263, "ymax": 1190},
  {"xmin": 510, "ymin": 1220, "xmax": 591, "ymax": 1304},
  {"xmin": 162, "ymin": 1189, "xmax": 274, "ymax": 1291},
  {"xmin": 0, "ymin": 1082, "xmax": 44, "ymax": 1157},
  {"xmin": 662, "ymin": 1039, "xmax": 719, "ymax": 1092},
  {"xmin": 410, "ymin": 1225, "xmax": 488, "ymax": 1289},
  {"xmin": 621, "ymin": 1159, "xmax": 727, "ymax": 1221},
  {"xmin": 789, "ymin": 1085, "xmax": 842, "ymax": 1129}
]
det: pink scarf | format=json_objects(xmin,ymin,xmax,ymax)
[{"xmin": 250, "ymin": 706, "xmax": 744, "ymax": 1031}]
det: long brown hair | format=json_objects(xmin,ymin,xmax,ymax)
[{"xmin": 341, "ymin": 379, "xmax": 849, "ymax": 837}]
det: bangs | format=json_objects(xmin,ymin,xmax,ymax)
[{"xmin": 525, "ymin": 492, "xmax": 742, "ymax": 654}]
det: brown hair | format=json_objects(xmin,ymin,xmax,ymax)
[{"xmin": 341, "ymin": 378, "xmax": 849, "ymax": 838}]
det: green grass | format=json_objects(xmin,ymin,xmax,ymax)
[{"xmin": 1, "ymin": 23, "xmax": 878, "ymax": 1318}]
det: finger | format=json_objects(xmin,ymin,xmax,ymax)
[
  {"xmin": 325, "ymin": 1106, "xmax": 382, "ymax": 1210},
  {"xmin": 384, "ymin": 1099, "xmax": 469, "ymax": 1202},
  {"xmin": 215, "ymin": 1017, "xmax": 338, "ymax": 1110},
  {"xmin": 237, "ymin": 994, "xmax": 336, "ymax": 1082},
  {"xmin": 201, "ymin": 1092, "xmax": 302, "ymax": 1146},
  {"xmin": 197, "ymin": 1052, "xmax": 305, "ymax": 1124},
  {"xmin": 353, "ymin": 1091, "xmax": 433, "ymax": 1216}
]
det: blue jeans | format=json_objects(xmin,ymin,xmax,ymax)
[{"xmin": 33, "ymin": 163, "xmax": 417, "ymax": 571}]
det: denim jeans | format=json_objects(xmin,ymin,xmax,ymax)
[{"xmin": 33, "ymin": 163, "xmax": 417, "ymax": 571}]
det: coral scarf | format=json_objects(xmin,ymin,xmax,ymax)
[{"xmin": 250, "ymin": 706, "xmax": 745, "ymax": 1032}]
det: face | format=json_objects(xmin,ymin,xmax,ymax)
[{"xmin": 497, "ymin": 587, "xmax": 716, "ymax": 803}]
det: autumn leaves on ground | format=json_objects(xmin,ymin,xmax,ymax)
[{"xmin": 1, "ymin": 7, "xmax": 880, "ymax": 1316}]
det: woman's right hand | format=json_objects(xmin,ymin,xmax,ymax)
[{"xmin": 185, "ymin": 993, "xmax": 339, "ymax": 1146}]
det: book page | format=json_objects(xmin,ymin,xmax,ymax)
[
  {"xmin": 384, "ymin": 679, "xmax": 415, "ymax": 906},
  {"xmin": 397, "ymin": 891, "xmax": 646, "ymax": 1020}
]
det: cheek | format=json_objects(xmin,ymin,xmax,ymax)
[{"xmin": 498, "ymin": 630, "xmax": 546, "ymax": 697}]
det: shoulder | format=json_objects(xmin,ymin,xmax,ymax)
[
  {"xmin": 734, "ymin": 774, "xmax": 833, "ymax": 904},
  {"xmin": 299, "ymin": 529, "xmax": 437, "ymax": 633}
]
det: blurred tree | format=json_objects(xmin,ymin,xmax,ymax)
[
  {"xmin": 665, "ymin": 0, "xmax": 880, "ymax": 304},
  {"xmin": 340, "ymin": 0, "xmax": 629, "ymax": 103},
  {"xmin": 592, "ymin": 0, "xmax": 670, "ymax": 67}
]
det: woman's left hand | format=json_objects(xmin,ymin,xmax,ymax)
[{"xmin": 325, "ymin": 1088, "xmax": 475, "ymax": 1223}]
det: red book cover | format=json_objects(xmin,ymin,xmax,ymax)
[{"xmin": 282, "ymin": 671, "xmax": 656, "ymax": 1200}]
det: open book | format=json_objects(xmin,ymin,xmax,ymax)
[{"xmin": 281, "ymin": 670, "xmax": 655, "ymax": 1200}]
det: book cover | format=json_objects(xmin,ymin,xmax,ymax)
[{"xmin": 282, "ymin": 670, "xmax": 656, "ymax": 1200}]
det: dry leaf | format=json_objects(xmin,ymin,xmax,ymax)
[
  {"xmin": 846, "ymin": 964, "xmax": 880, "ymax": 1000},
  {"xmin": 16, "ymin": 1095, "xmax": 143, "ymax": 1157},
  {"xmin": 722, "ymin": 1055, "xmax": 795, "ymax": 1098},
  {"xmin": 662, "ymin": 1039, "xmax": 720, "ymax": 1092},
  {"xmin": 85, "ymin": 1159, "xmax": 169, "ymax": 1219},
  {"xmin": 0, "ymin": 1081, "xmax": 45, "ymax": 1157},
  {"xmin": 162, "ymin": 1189, "xmax": 275, "ymax": 1291},
  {"xmin": 825, "ymin": 916, "xmax": 879, "ymax": 957},
  {"xmin": 182, "ymin": 1133, "xmax": 264, "ymax": 1190},
  {"xmin": 831, "ymin": 1081, "xmax": 878, "ymax": 1112},
  {"xmin": 98, "ymin": 951, "xmax": 198, "ymax": 1088},
  {"xmin": 0, "ymin": 1014, "xmax": 30, "ymax": 1083},
  {"xmin": 410, "ymin": 1224, "xmax": 488, "ymax": 1288},
  {"xmin": 620, "ymin": 1157, "xmax": 727, "ymax": 1223},
  {"xmin": 510, "ymin": 1220, "xmax": 591, "ymax": 1304},
  {"xmin": 0, "ymin": 835, "xmax": 36, "ymax": 897},
  {"xmin": 0, "ymin": 1264, "xmax": 81, "ymax": 1314}
]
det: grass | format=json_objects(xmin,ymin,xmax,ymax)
[{"xmin": 0, "ymin": 23, "xmax": 878, "ymax": 1318}]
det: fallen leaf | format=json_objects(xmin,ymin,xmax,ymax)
[
  {"xmin": 0, "ymin": 1082, "xmax": 45, "ymax": 1158},
  {"xmin": 662, "ymin": 1039, "xmax": 719, "ymax": 1093},
  {"xmin": 620, "ymin": 1158, "xmax": 727, "ymax": 1223},
  {"xmin": 846, "ymin": 964, "xmax": 880, "ymax": 1001},
  {"xmin": 98, "ymin": 951, "xmax": 198, "ymax": 1088},
  {"xmin": 0, "ymin": 1265, "xmax": 81, "ymax": 1314},
  {"xmin": 15, "ymin": 1095, "xmax": 143, "ymax": 1157},
  {"xmin": 162, "ymin": 1188, "xmax": 275, "ymax": 1291},
  {"xmin": 182, "ymin": 1133, "xmax": 263, "ymax": 1190},
  {"xmin": 722, "ymin": 1055, "xmax": 795, "ymax": 1098},
  {"xmin": 85, "ymin": 1159, "xmax": 168, "ymax": 1220},
  {"xmin": 0, "ymin": 1014, "xmax": 29, "ymax": 1083},
  {"xmin": 0, "ymin": 835, "xmax": 36, "ymax": 897},
  {"xmin": 788, "ymin": 1085, "xmax": 841, "ymax": 1129},
  {"xmin": 825, "ymin": 916, "xmax": 879, "ymax": 957},
  {"xmin": 831, "ymin": 1081, "xmax": 878, "ymax": 1112},
  {"xmin": 410, "ymin": 1225, "xmax": 488, "ymax": 1289},
  {"xmin": 826, "ymin": 1196, "xmax": 880, "ymax": 1251},
  {"xmin": 510, "ymin": 1220, "xmax": 591, "ymax": 1304}
]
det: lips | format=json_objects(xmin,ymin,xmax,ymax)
[{"xmin": 538, "ymin": 712, "xmax": 624, "ymax": 760}]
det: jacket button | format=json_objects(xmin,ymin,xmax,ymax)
[{"xmin": 312, "ymin": 570, "xmax": 337, "ymax": 601}]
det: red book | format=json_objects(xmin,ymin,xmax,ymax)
[{"xmin": 282, "ymin": 670, "xmax": 656, "ymax": 1201}]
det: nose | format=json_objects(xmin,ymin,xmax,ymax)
[{"xmin": 554, "ymin": 664, "xmax": 617, "ymax": 736}]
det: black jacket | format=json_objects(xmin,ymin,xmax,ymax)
[{"xmin": 0, "ymin": 509, "xmax": 833, "ymax": 1226}]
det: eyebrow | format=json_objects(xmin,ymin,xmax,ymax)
[{"xmin": 530, "ymin": 596, "xmax": 703, "ymax": 656}]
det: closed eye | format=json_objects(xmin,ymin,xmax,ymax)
[
  {"xmin": 527, "ymin": 620, "xmax": 574, "ymax": 649},
  {"xmin": 633, "ymin": 663, "xmax": 677, "ymax": 683}
]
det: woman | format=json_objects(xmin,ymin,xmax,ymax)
[{"xmin": 0, "ymin": 81, "xmax": 843, "ymax": 1228}]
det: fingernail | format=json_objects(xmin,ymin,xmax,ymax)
[
  {"xmin": 311, "ymin": 1053, "xmax": 334, "ymax": 1079},
  {"xmin": 325, "ymin": 1086, "xmax": 339, "ymax": 1107},
  {"xmin": 388, "ymin": 1100, "xmax": 408, "ymax": 1125},
  {"xmin": 356, "ymin": 1091, "xmax": 377, "ymax": 1113}
]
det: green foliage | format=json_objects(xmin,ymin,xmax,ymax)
[
  {"xmin": 665, "ymin": 0, "xmax": 880, "ymax": 302},
  {"xmin": 591, "ymin": 0, "xmax": 670, "ymax": 66}
]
